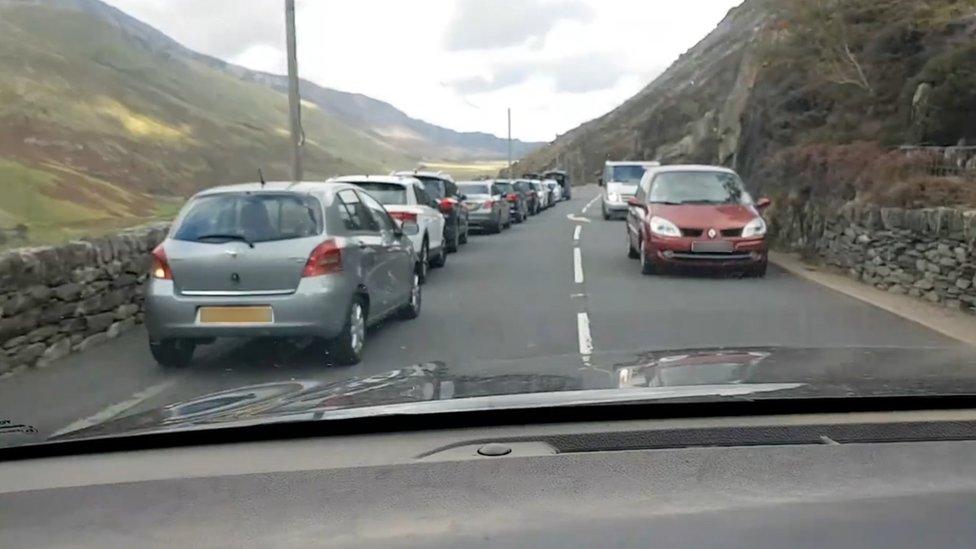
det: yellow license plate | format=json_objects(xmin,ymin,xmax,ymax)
[{"xmin": 198, "ymin": 306, "xmax": 273, "ymax": 324}]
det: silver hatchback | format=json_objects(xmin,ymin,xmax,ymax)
[{"xmin": 145, "ymin": 182, "xmax": 421, "ymax": 367}]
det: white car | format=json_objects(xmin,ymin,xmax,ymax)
[
  {"xmin": 525, "ymin": 179, "xmax": 549, "ymax": 211},
  {"xmin": 543, "ymin": 179, "xmax": 563, "ymax": 204},
  {"xmin": 392, "ymin": 170, "xmax": 470, "ymax": 254},
  {"xmin": 332, "ymin": 175, "xmax": 446, "ymax": 282}
]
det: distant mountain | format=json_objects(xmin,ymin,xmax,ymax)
[
  {"xmin": 231, "ymin": 70, "xmax": 543, "ymax": 162},
  {"xmin": 41, "ymin": 0, "xmax": 542, "ymax": 162}
]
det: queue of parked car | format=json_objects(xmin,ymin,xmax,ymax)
[{"xmin": 144, "ymin": 170, "xmax": 570, "ymax": 369}]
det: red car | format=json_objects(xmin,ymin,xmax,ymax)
[{"xmin": 625, "ymin": 165, "xmax": 771, "ymax": 277}]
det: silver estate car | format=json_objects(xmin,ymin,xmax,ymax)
[
  {"xmin": 457, "ymin": 181, "xmax": 511, "ymax": 233},
  {"xmin": 146, "ymin": 182, "xmax": 421, "ymax": 367}
]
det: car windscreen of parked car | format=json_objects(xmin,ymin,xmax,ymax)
[
  {"xmin": 173, "ymin": 193, "xmax": 322, "ymax": 244},
  {"xmin": 354, "ymin": 182, "xmax": 408, "ymax": 205},
  {"xmin": 459, "ymin": 183, "xmax": 491, "ymax": 195},
  {"xmin": 649, "ymin": 172, "xmax": 751, "ymax": 205}
]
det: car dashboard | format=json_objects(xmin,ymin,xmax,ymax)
[{"xmin": 3, "ymin": 409, "xmax": 976, "ymax": 548}]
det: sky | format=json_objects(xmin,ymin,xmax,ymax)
[{"xmin": 103, "ymin": 0, "xmax": 742, "ymax": 142}]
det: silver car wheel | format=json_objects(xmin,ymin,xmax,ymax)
[{"xmin": 349, "ymin": 302, "xmax": 365, "ymax": 355}]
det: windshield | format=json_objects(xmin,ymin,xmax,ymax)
[
  {"xmin": 609, "ymin": 165, "xmax": 647, "ymax": 183},
  {"xmin": 173, "ymin": 194, "xmax": 322, "ymax": 243},
  {"xmin": 3, "ymin": 0, "xmax": 976, "ymax": 456},
  {"xmin": 649, "ymin": 172, "xmax": 751, "ymax": 205},
  {"xmin": 459, "ymin": 183, "xmax": 491, "ymax": 195},
  {"xmin": 353, "ymin": 182, "xmax": 407, "ymax": 205}
]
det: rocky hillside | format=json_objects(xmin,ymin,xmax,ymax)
[{"xmin": 516, "ymin": 0, "xmax": 976, "ymax": 207}]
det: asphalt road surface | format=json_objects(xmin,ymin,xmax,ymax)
[{"xmin": 0, "ymin": 185, "xmax": 960, "ymax": 447}]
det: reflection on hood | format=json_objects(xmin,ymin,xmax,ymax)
[
  {"xmin": 53, "ymin": 346, "xmax": 976, "ymax": 441},
  {"xmin": 618, "ymin": 351, "xmax": 770, "ymax": 388}
]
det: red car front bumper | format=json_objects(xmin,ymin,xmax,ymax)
[{"xmin": 647, "ymin": 235, "xmax": 767, "ymax": 272}]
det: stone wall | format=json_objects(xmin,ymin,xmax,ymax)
[
  {"xmin": 769, "ymin": 201, "xmax": 976, "ymax": 313},
  {"xmin": 0, "ymin": 223, "xmax": 169, "ymax": 375}
]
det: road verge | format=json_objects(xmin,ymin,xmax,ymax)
[{"xmin": 771, "ymin": 252, "xmax": 976, "ymax": 347}]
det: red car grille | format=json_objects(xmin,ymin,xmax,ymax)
[{"xmin": 679, "ymin": 228, "xmax": 744, "ymax": 238}]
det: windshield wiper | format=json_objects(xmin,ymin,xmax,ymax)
[
  {"xmin": 195, "ymin": 233, "xmax": 255, "ymax": 248},
  {"xmin": 650, "ymin": 201, "xmax": 684, "ymax": 206}
]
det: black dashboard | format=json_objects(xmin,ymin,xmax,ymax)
[{"xmin": 3, "ymin": 409, "xmax": 976, "ymax": 547}]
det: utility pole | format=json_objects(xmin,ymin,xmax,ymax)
[
  {"xmin": 507, "ymin": 108, "xmax": 512, "ymax": 178},
  {"xmin": 285, "ymin": 0, "xmax": 303, "ymax": 182}
]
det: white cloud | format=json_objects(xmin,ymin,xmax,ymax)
[
  {"xmin": 443, "ymin": 0, "xmax": 594, "ymax": 51},
  {"xmin": 103, "ymin": 0, "xmax": 743, "ymax": 142}
]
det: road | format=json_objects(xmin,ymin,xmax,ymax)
[{"xmin": 0, "ymin": 185, "xmax": 959, "ymax": 446}]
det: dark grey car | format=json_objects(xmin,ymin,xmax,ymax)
[{"xmin": 145, "ymin": 182, "xmax": 421, "ymax": 367}]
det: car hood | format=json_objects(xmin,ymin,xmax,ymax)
[
  {"xmin": 649, "ymin": 203, "xmax": 759, "ymax": 229},
  {"xmin": 52, "ymin": 346, "xmax": 976, "ymax": 441}
]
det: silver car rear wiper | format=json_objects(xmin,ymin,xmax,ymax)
[{"xmin": 195, "ymin": 233, "xmax": 256, "ymax": 248}]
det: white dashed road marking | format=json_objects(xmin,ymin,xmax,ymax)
[
  {"xmin": 50, "ymin": 380, "xmax": 176, "ymax": 438},
  {"xmin": 577, "ymin": 313, "xmax": 594, "ymax": 355},
  {"xmin": 573, "ymin": 192, "xmax": 599, "ymax": 361},
  {"xmin": 581, "ymin": 195, "xmax": 601, "ymax": 214},
  {"xmin": 573, "ymin": 247, "xmax": 584, "ymax": 284}
]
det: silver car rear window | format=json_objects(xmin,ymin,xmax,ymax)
[
  {"xmin": 173, "ymin": 193, "xmax": 323, "ymax": 244},
  {"xmin": 459, "ymin": 183, "xmax": 490, "ymax": 195},
  {"xmin": 492, "ymin": 182, "xmax": 514, "ymax": 194},
  {"xmin": 354, "ymin": 182, "xmax": 408, "ymax": 205}
]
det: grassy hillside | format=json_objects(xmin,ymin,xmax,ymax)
[
  {"xmin": 0, "ymin": 3, "xmax": 415, "ymax": 246},
  {"xmin": 516, "ymin": 0, "xmax": 976, "ymax": 207}
]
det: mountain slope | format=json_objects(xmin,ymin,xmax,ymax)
[
  {"xmin": 230, "ymin": 69, "xmax": 543, "ymax": 161},
  {"xmin": 517, "ymin": 0, "xmax": 976, "ymax": 207},
  {"xmin": 0, "ymin": 0, "xmax": 414, "ymax": 242},
  {"xmin": 0, "ymin": 0, "xmax": 540, "ymax": 245},
  {"xmin": 48, "ymin": 0, "xmax": 542, "ymax": 161}
]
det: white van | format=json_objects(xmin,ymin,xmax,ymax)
[{"xmin": 599, "ymin": 161, "xmax": 661, "ymax": 220}]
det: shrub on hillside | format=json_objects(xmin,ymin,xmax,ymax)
[
  {"xmin": 764, "ymin": 142, "xmax": 976, "ymax": 207},
  {"xmin": 905, "ymin": 43, "xmax": 976, "ymax": 145}
]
